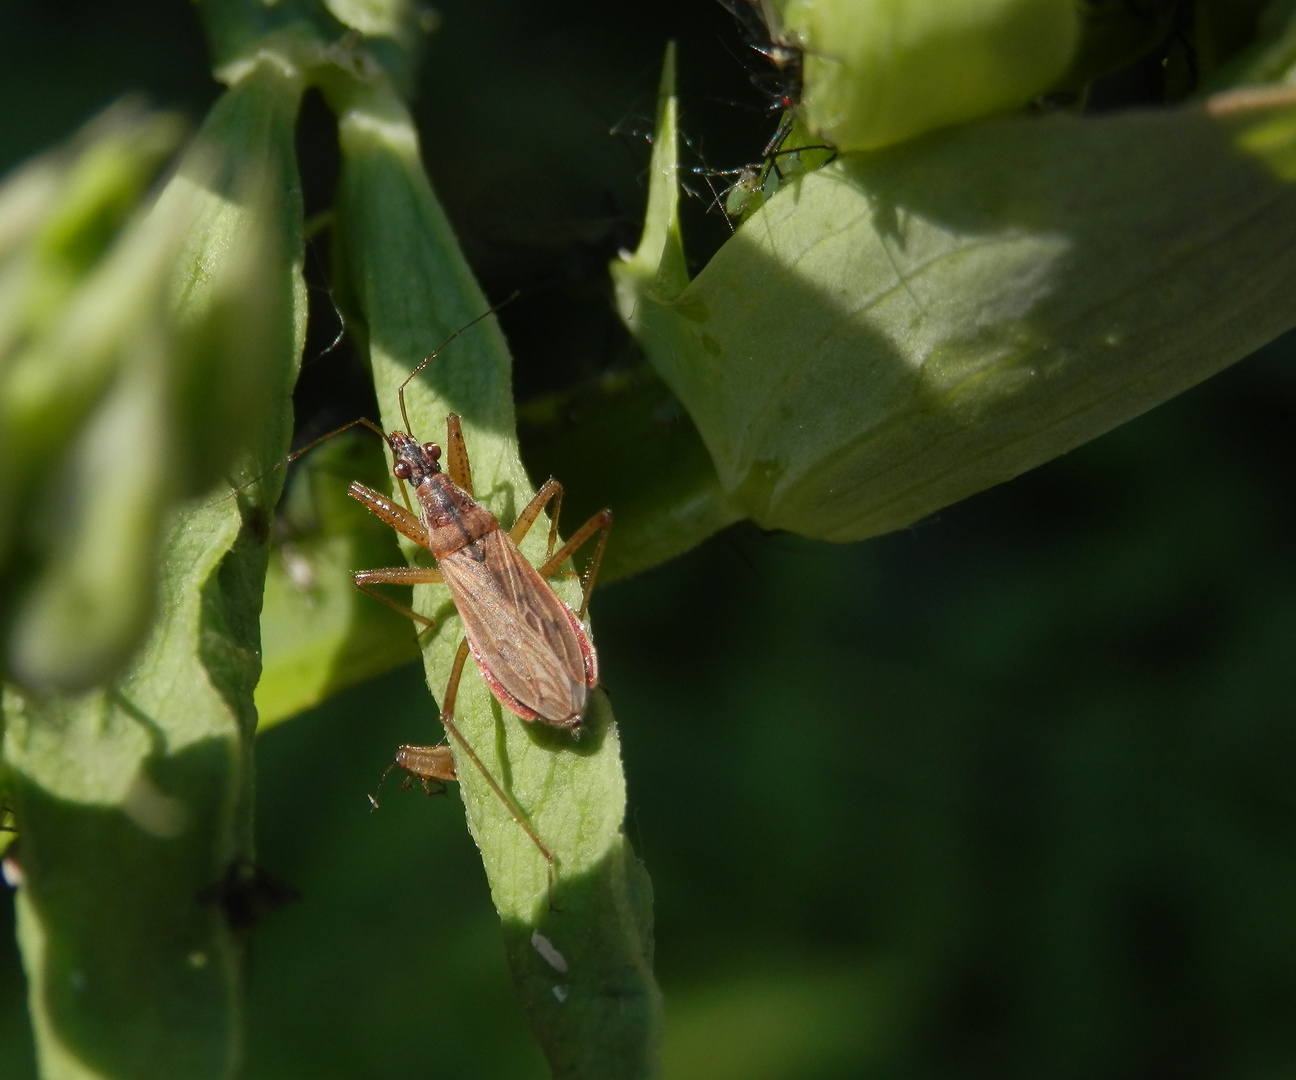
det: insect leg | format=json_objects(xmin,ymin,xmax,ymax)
[
  {"xmin": 536, "ymin": 509, "xmax": 613, "ymax": 618},
  {"xmin": 352, "ymin": 565, "xmax": 444, "ymax": 630},
  {"xmin": 229, "ymin": 417, "xmax": 387, "ymax": 497},
  {"xmin": 348, "ymin": 482, "xmax": 429, "ymax": 547},
  {"xmin": 443, "ymin": 414, "xmax": 473, "ymax": 496},
  {"xmin": 509, "ymin": 479, "xmax": 564, "ymax": 558},
  {"xmin": 438, "ymin": 637, "xmax": 556, "ymax": 898},
  {"xmin": 762, "ymin": 108, "xmax": 795, "ymax": 160}
]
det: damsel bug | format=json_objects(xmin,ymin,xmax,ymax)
[
  {"xmin": 351, "ymin": 416, "xmax": 609, "ymax": 730},
  {"xmin": 304, "ymin": 306, "xmax": 612, "ymax": 881}
]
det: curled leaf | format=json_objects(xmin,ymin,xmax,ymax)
[{"xmin": 617, "ymin": 57, "xmax": 1296, "ymax": 542}]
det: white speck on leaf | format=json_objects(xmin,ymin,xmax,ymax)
[{"xmin": 531, "ymin": 930, "xmax": 568, "ymax": 972}]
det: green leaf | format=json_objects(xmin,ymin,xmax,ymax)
[
  {"xmin": 1, "ymin": 55, "xmax": 306, "ymax": 1080},
  {"xmin": 2, "ymin": 65, "xmax": 307, "ymax": 693},
  {"xmin": 617, "ymin": 76, "xmax": 1296, "ymax": 542},
  {"xmin": 4, "ymin": 503, "xmax": 250, "ymax": 1080},
  {"xmin": 328, "ymin": 76, "xmax": 661, "ymax": 1078},
  {"xmin": 1203, "ymin": 0, "xmax": 1296, "ymax": 89},
  {"xmin": 517, "ymin": 368, "xmax": 741, "ymax": 585},
  {"xmin": 615, "ymin": 42, "xmax": 689, "ymax": 303},
  {"xmin": 0, "ymin": 105, "xmax": 184, "ymax": 635},
  {"xmin": 254, "ymin": 433, "xmax": 420, "ymax": 728}
]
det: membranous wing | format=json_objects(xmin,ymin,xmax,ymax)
[{"xmin": 439, "ymin": 529, "xmax": 592, "ymax": 726}]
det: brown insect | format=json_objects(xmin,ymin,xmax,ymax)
[
  {"xmin": 367, "ymin": 743, "xmax": 456, "ymax": 806},
  {"xmin": 344, "ymin": 317, "xmax": 611, "ymax": 878}
]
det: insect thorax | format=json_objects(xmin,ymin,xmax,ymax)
[{"xmin": 417, "ymin": 475, "xmax": 498, "ymax": 558}]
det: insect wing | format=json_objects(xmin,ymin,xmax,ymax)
[{"xmin": 439, "ymin": 529, "xmax": 592, "ymax": 727}]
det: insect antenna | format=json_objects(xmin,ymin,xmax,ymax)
[
  {"xmin": 395, "ymin": 291, "xmax": 521, "ymax": 434},
  {"xmin": 230, "ymin": 416, "xmax": 389, "ymax": 498},
  {"xmin": 366, "ymin": 758, "xmax": 402, "ymax": 811},
  {"xmin": 299, "ymin": 229, "xmax": 349, "ymax": 371}
]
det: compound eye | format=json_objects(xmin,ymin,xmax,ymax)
[
  {"xmin": 423, "ymin": 442, "xmax": 441, "ymax": 462},
  {"xmin": 393, "ymin": 461, "xmax": 413, "ymax": 480}
]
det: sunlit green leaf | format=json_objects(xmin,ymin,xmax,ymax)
[
  {"xmin": 329, "ymin": 77, "xmax": 661, "ymax": 1077},
  {"xmin": 618, "ymin": 74, "xmax": 1296, "ymax": 542}
]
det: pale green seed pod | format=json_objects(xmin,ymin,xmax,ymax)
[
  {"xmin": 778, "ymin": 0, "xmax": 1081, "ymax": 151},
  {"xmin": 0, "ymin": 118, "xmax": 192, "ymax": 691}
]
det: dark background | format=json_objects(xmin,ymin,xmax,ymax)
[{"xmin": 3, "ymin": 2, "xmax": 1296, "ymax": 1077}]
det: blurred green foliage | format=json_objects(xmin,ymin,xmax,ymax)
[
  {"xmin": 2, "ymin": 42, "xmax": 308, "ymax": 1079},
  {"xmin": 3, "ymin": 0, "xmax": 1296, "ymax": 1078}
]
